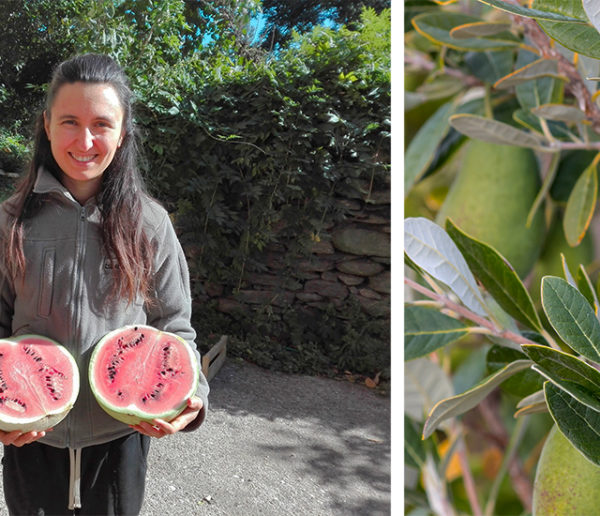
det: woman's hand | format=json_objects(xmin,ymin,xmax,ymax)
[
  {"xmin": 0, "ymin": 429, "xmax": 49, "ymax": 447},
  {"xmin": 130, "ymin": 396, "xmax": 203, "ymax": 438}
]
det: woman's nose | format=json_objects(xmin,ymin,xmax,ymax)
[{"xmin": 77, "ymin": 127, "xmax": 94, "ymax": 150}]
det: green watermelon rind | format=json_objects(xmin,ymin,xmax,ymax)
[
  {"xmin": 0, "ymin": 335, "xmax": 80, "ymax": 433},
  {"xmin": 89, "ymin": 325, "xmax": 199, "ymax": 426}
]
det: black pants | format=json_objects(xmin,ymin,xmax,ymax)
[{"xmin": 2, "ymin": 432, "xmax": 150, "ymax": 516}]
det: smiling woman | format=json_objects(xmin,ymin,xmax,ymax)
[
  {"xmin": 43, "ymin": 82, "xmax": 125, "ymax": 204},
  {"xmin": 0, "ymin": 53, "xmax": 209, "ymax": 516}
]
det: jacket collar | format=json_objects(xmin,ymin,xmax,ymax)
[{"xmin": 33, "ymin": 167, "xmax": 97, "ymax": 207}]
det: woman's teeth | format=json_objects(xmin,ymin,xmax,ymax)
[{"xmin": 71, "ymin": 154, "xmax": 96, "ymax": 162}]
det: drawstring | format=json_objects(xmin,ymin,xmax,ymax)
[{"xmin": 68, "ymin": 448, "xmax": 82, "ymax": 510}]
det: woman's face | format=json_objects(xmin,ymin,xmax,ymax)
[{"xmin": 44, "ymin": 81, "xmax": 125, "ymax": 203}]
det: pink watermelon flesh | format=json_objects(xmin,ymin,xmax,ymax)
[
  {"xmin": 90, "ymin": 325, "xmax": 198, "ymax": 424},
  {"xmin": 0, "ymin": 336, "xmax": 79, "ymax": 432}
]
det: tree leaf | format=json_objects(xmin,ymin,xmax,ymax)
[
  {"xmin": 545, "ymin": 381, "xmax": 600, "ymax": 466},
  {"xmin": 464, "ymin": 50, "xmax": 514, "ymax": 84},
  {"xmin": 563, "ymin": 158, "xmax": 598, "ymax": 246},
  {"xmin": 412, "ymin": 12, "xmax": 520, "ymax": 51},
  {"xmin": 550, "ymin": 150, "xmax": 597, "ymax": 202},
  {"xmin": 514, "ymin": 50, "xmax": 564, "ymax": 110},
  {"xmin": 404, "ymin": 217, "xmax": 489, "ymax": 316},
  {"xmin": 405, "ymin": 357, "xmax": 455, "ymax": 423},
  {"xmin": 522, "ymin": 344, "xmax": 600, "ymax": 412},
  {"xmin": 494, "ymin": 58, "xmax": 565, "ymax": 89},
  {"xmin": 422, "ymin": 360, "xmax": 533, "ymax": 438},
  {"xmin": 487, "ymin": 345, "xmax": 545, "ymax": 397},
  {"xmin": 449, "ymin": 21, "xmax": 511, "ymax": 39},
  {"xmin": 531, "ymin": 103, "xmax": 587, "ymax": 122},
  {"xmin": 576, "ymin": 264, "xmax": 600, "ymax": 316},
  {"xmin": 476, "ymin": 0, "xmax": 583, "ymax": 22},
  {"xmin": 534, "ymin": 0, "xmax": 588, "ymax": 20},
  {"xmin": 561, "ymin": 253, "xmax": 577, "ymax": 287},
  {"xmin": 527, "ymin": 151, "xmax": 560, "ymax": 228},
  {"xmin": 405, "ymin": 414, "xmax": 426, "ymax": 468},
  {"xmin": 448, "ymin": 114, "xmax": 548, "ymax": 149},
  {"xmin": 405, "ymin": 101, "xmax": 456, "ymax": 194},
  {"xmin": 404, "ymin": 304, "xmax": 469, "ymax": 360},
  {"xmin": 445, "ymin": 219, "xmax": 543, "ymax": 332},
  {"xmin": 513, "ymin": 109, "xmax": 572, "ymax": 139},
  {"xmin": 538, "ymin": 20, "xmax": 600, "ymax": 59},
  {"xmin": 541, "ymin": 276, "xmax": 600, "ymax": 362},
  {"xmin": 514, "ymin": 389, "xmax": 548, "ymax": 417}
]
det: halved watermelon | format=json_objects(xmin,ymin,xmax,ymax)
[
  {"xmin": 0, "ymin": 335, "xmax": 79, "ymax": 432},
  {"xmin": 89, "ymin": 325, "xmax": 199, "ymax": 425}
]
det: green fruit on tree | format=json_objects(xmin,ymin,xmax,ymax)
[
  {"xmin": 533, "ymin": 425, "xmax": 600, "ymax": 515},
  {"xmin": 436, "ymin": 140, "xmax": 545, "ymax": 278}
]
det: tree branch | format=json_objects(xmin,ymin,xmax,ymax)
[{"xmin": 404, "ymin": 277, "xmax": 540, "ymax": 346}]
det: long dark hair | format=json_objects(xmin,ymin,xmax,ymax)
[{"xmin": 4, "ymin": 53, "xmax": 154, "ymax": 304}]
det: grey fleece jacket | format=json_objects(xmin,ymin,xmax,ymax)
[{"xmin": 0, "ymin": 168, "xmax": 209, "ymax": 448}]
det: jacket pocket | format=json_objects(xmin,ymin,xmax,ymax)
[{"xmin": 38, "ymin": 247, "xmax": 55, "ymax": 317}]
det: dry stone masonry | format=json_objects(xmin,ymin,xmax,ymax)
[{"xmin": 209, "ymin": 188, "xmax": 391, "ymax": 321}]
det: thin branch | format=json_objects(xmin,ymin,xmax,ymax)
[
  {"xmin": 517, "ymin": 17, "xmax": 600, "ymax": 132},
  {"xmin": 479, "ymin": 396, "xmax": 533, "ymax": 513},
  {"xmin": 456, "ymin": 433, "xmax": 483, "ymax": 516},
  {"xmin": 405, "ymin": 277, "xmax": 543, "ymax": 346},
  {"xmin": 484, "ymin": 416, "xmax": 531, "ymax": 516}
]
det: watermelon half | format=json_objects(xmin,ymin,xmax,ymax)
[
  {"xmin": 0, "ymin": 335, "xmax": 79, "ymax": 432},
  {"xmin": 89, "ymin": 325, "xmax": 199, "ymax": 425}
]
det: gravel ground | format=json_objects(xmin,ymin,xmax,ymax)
[{"xmin": 0, "ymin": 359, "xmax": 391, "ymax": 515}]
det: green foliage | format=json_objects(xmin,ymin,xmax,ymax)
[
  {"xmin": 405, "ymin": 1, "xmax": 600, "ymax": 511},
  {"xmin": 0, "ymin": 1, "xmax": 390, "ymax": 378},
  {"xmin": 259, "ymin": 0, "xmax": 390, "ymax": 50}
]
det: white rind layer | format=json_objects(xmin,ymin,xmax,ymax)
[{"xmin": 89, "ymin": 325, "xmax": 199, "ymax": 426}]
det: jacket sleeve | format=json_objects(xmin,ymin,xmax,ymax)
[{"xmin": 145, "ymin": 209, "xmax": 209, "ymax": 430}]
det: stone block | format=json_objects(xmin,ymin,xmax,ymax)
[
  {"xmin": 337, "ymin": 259, "xmax": 384, "ymax": 277},
  {"xmin": 321, "ymin": 271, "xmax": 339, "ymax": 282},
  {"xmin": 369, "ymin": 271, "xmax": 391, "ymax": 295},
  {"xmin": 298, "ymin": 257, "xmax": 336, "ymax": 272},
  {"xmin": 245, "ymin": 273, "xmax": 302, "ymax": 291},
  {"xmin": 332, "ymin": 227, "xmax": 390, "ymax": 257},
  {"xmin": 364, "ymin": 190, "xmax": 390, "ymax": 205},
  {"xmin": 358, "ymin": 296, "xmax": 391, "ymax": 317},
  {"xmin": 292, "ymin": 270, "xmax": 321, "ymax": 280},
  {"xmin": 310, "ymin": 239, "xmax": 335, "ymax": 255},
  {"xmin": 336, "ymin": 199, "xmax": 363, "ymax": 211},
  {"xmin": 358, "ymin": 288, "xmax": 382, "ymax": 300},
  {"xmin": 236, "ymin": 289, "xmax": 295, "ymax": 307},
  {"xmin": 296, "ymin": 292, "xmax": 324, "ymax": 302},
  {"xmin": 304, "ymin": 280, "xmax": 349, "ymax": 300},
  {"xmin": 338, "ymin": 273, "xmax": 364, "ymax": 286},
  {"xmin": 218, "ymin": 298, "xmax": 241, "ymax": 313}
]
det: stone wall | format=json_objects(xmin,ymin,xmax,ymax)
[{"xmin": 208, "ymin": 188, "xmax": 391, "ymax": 321}]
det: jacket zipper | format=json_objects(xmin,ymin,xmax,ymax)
[{"xmin": 66, "ymin": 205, "xmax": 88, "ymax": 447}]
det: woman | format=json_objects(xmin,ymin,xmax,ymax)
[{"xmin": 0, "ymin": 53, "xmax": 209, "ymax": 515}]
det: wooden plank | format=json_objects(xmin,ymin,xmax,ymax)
[{"xmin": 202, "ymin": 335, "xmax": 227, "ymax": 382}]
